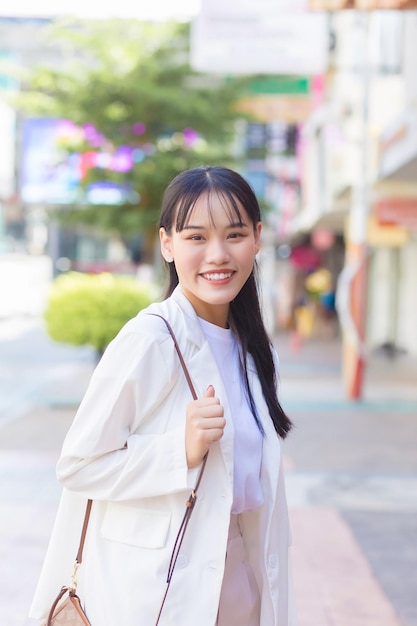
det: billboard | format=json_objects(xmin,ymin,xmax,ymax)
[
  {"xmin": 21, "ymin": 118, "xmax": 81, "ymax": 204},
  {"xmin": 20, "ymin": 118, "xmax": 136, "ymax": 205}
]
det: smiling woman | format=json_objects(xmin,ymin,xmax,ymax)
[{"xmin": 30, "ymin": 166, "xmax": 297, "ymax": 626}]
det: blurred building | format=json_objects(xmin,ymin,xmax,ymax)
[
  {"xmin": 192, "ymin": 0, "xmax": 417, "ymax": 364},
  {"xmin": 374, "ymin": 11, "xmax": 417, "ymax": 355},
  {"xmin": 289, "ymin": 7, "xmax": 417, "ymax": 356}
]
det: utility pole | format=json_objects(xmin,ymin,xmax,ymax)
[
  {"xmin": 339, "ymin": 11, "xmax": 371, "ymax": 399},
  {"xmin": 309, "ymin": 3, "xmax": 372, "ymax": 399}
]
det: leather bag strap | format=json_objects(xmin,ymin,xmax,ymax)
[
  {"xmin": 70, "ymin": 314, "xmax": 208, "ymax": 625},
  {"xmin": 76, "ymin": 498, "xmax": 92, "ymax": 566},
  {"xmin": 151, "ymin": 314, "xmax": 198, "ymax": 401},
  {"xmin": 149, "ymin": 314, "xmax": 209, "ymax": 625}
]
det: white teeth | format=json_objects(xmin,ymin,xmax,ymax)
[{"xmin": 203, "ymin": 272, "xmax": 232, "ymax": 281}]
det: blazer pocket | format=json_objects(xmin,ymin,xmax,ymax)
[{"xmin": 101, "ymin": 502, "xmax": 171, "ymax": 549}]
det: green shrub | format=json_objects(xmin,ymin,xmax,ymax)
[{"xmin": 44, "ymin": 272, "xmax": 154, "ymax": 353}]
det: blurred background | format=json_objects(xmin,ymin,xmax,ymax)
[{"xmin": 0, "ymin": 1, "xmax": 416, "ymax": 625}]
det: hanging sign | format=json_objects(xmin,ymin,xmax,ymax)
[{"xmin": 375, "ymin": 198, "xmax": 417, "ymax": 230}]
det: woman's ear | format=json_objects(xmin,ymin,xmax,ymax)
[{"xmin": 159, "ymin": 227, "xmax": 173, "ymax": 263}]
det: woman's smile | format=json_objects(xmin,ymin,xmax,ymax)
[{"xmin": 200, "ymin": 270, "xmax": 235, "ymax": 283}]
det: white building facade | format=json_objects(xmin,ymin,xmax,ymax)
[{"xmin": 293, "ymin": 7, "xmax": 417, "ymax": 355}]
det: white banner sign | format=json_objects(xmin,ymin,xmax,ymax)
[{"xmin": 191, "ymin": 4, "xmax": 328, "ymax": 75}]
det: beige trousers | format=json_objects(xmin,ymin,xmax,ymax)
[{"xmin": 216, "ymin": 514, "xmax": 261, "ymax": 626}]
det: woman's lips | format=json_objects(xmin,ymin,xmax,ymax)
[{"xmin": 201, "ymin": 271, "xmax": 234, "ymax": 282}]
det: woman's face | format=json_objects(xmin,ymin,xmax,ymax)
[{"xmin": 160, "ymin": 192, "xmax": 262, "ymax": 328}]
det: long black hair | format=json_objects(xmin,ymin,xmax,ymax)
[{"xmin": 159, "ymin": 165, "xmax": 292, "ymax": 439}]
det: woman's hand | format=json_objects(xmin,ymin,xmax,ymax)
[{"xmin": 185, "ymin": 385, "xmax": 226, "ymax": 468}]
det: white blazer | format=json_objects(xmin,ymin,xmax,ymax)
[{"xmin": 30, "ymin": 287, "xmax": 297, "ymax": 626}]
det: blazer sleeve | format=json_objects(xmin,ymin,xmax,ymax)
[{"xmin": 56, "ymin": 323, "xmax": 198, "ymax": 502}]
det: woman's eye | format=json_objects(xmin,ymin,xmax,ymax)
[
  {"xmin": 228, "ymin": 232, "xmax": 244, "ymax": 239},
  {"xmin": 189, "ymin": 234, "xmax": 203, "ymax": 241}
]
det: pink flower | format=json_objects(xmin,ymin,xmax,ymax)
[
  {"xmin": 133, "ymin": 123, "xmax": 146, "ymax": 136},
  {"xmin": 183, "ymin": 128, "xmax": 199, "ymax": 147}
]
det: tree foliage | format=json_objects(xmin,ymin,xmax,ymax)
[{"xmin": 16, "ymin": 18, "xmax": 250, "ymax": 251}]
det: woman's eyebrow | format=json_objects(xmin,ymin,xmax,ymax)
[
  {"xmin": 182, "ymin": 221, "xmax": 248, "ymax": 230},
  {"xmin": 227, "ymin": 221, "xmax": 248, "ymax": 228}
]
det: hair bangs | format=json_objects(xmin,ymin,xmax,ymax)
[{"xmin": 176, "ymin": 188, "xmax": 246, "ymax": 232}]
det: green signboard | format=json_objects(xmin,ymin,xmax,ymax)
[{"xmin": 247, "ymin": 76, "xmax": 310, "ymax": 95}]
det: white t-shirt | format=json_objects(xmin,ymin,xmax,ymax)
[{"xmin": 198, "ymin": 317, "xmax": 264, "ymax": 514}]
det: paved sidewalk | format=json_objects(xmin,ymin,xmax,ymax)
[
  {"xmin": 0, "ymin": 323, "xmax": 416, "ymax": 625},
  {"xmin": 276, "ymin": 332, "xmax": 417, "ymax": 626}
]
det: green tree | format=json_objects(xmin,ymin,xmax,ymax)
[{"xmin": 15, "ymin": 19, "xmax": 249, "ymax": 259}]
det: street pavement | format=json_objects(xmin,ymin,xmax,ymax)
[
  {"xmin": 279, "ymin": 334, "xmax": 417, "ymax": 626},
  {"xmin": 0, "ymin": 304, "xmax": 416, "ymax": 624}
]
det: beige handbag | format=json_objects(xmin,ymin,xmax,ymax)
[
  {"xmin": 43, "ymin": 586, "xmax": 91, "ymax": 626},
  {"xmin": 42, "ymin": 500, "xmax": 92, "ymax": 625},
  {"xmin": 43, "ymin": 315, "xmax": 208, "ymax": 626}
]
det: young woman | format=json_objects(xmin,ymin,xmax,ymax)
[{"xmin": 30, "ymin": 166, "xmax": 297, "ymax": 626}]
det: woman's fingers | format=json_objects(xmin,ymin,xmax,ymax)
[
  {"xmin": 185, "ymin": 386, "xmax": 226, "ymax": 468},
  {"xmin": 204, "ymin": 384, "xmax": 215, "ymax": 398}
]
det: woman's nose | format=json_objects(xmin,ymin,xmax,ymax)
[{"xmin": 206, "ymin": 239, "xmax": 231, "ymax": 264}]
